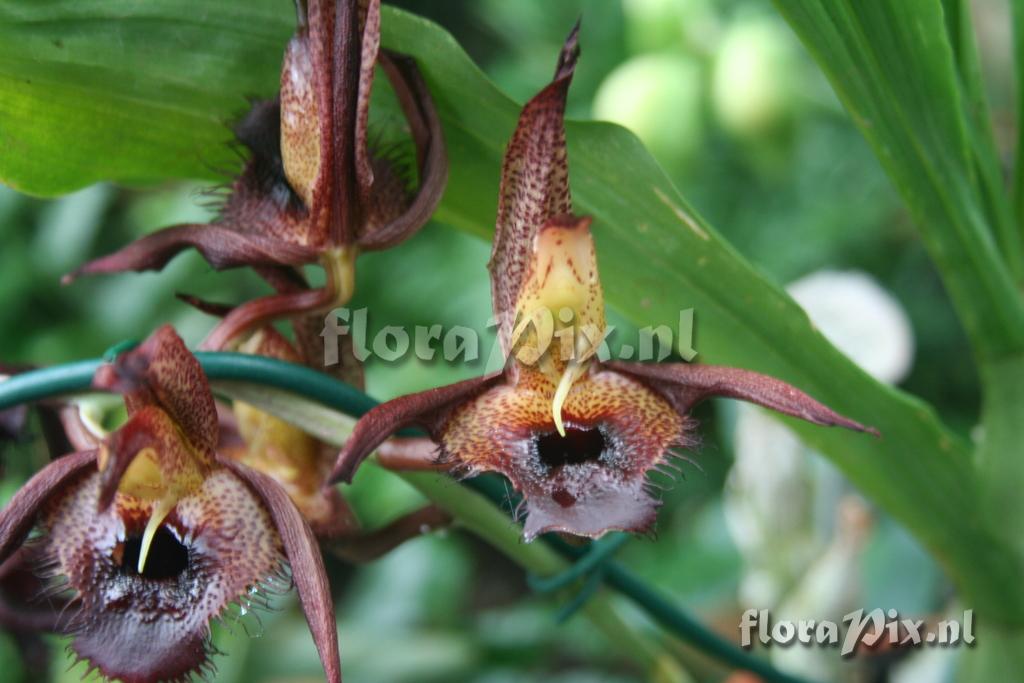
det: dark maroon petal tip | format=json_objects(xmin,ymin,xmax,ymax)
[
  {"xmin": 608, "ymin": 361, "xmax": 879, "ymax": 436},
  {"xmin": 0, "ymin": 450, "xmax": 96, "ymax": 564},
  {"xmin": 553, "ymin": 19, "xmax": 581, "ymax": 82},
  {"xmin": 63, "ymin": 225, "xmax": 317, "ymax": 285},
  {"xmin": 223, "ymin": 460, "xmax": 341, "ymax": 683},
  {"xmin": 328, "ymin": 373, "xmax": 501, "ymax": 485}
]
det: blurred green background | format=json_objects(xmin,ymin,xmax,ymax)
[{"xmin": 1, "ymin": 0, "xmax": 1010, "ymax": 681}]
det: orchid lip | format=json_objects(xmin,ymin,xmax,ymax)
[
  {"xmin": 534, "ymin": 425, "xmax": 608, "ymax": 471},
  {"xmin": 523, "ymin": 421, "xmax": 649, "ymax": 519}
]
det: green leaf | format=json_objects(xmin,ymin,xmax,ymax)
[
  {"xmin": 1013, "ymin": 0, "xmax": 1024, "ymax": 232},
  {"xmin": 942, "ymin": 0, "xmax": 1024, "ymax": 282},
  {"xmin": 1, "ymin": 0, "xmax": 1022, "ymax": 623},
  {"xmin": 770, "ymin": 0, "xmax": 1024, "ymax": 361},
  {"xmin": 0, "ymin": 0, "xmax": 291, "ymax": 193}
]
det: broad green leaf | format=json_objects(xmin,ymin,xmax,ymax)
[
  {"xmin": 771, "ymin": 0, "xmax": 1024, "ymax": 361},
  {"xmin": 1, "ymin": 0, "xmax": 1022, "ymax": 623},
  {"xmin": 0, "ymin": 0, "xmax": 291, "ymax": 193}
]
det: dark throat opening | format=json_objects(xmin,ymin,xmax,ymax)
[
  {"xmin": 119, "ymin": 527, "xmax": 189, "ymax": 580},
  {"xmin": 536, "ymin": 427, "xmax": 606, "ymax": 468}
]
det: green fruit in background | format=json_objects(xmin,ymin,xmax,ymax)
[
  {"xmin": 622, "ymin": 0, "xmax": 719, "ymax": 56},
  {"xmin": 593, "ymin": 53, "xmax": 703, "ymax": 171},
  {"xmin": 712, "ymin": 15, "xmax": 802, "ymax": 139}
]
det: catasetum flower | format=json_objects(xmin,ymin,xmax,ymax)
[
  {"xmin": 328, "ymin": 25, "xmax": 876, "ymax": 541},
  {"xmin": 0, "ymin": 326, "xmax": 340, "ymax": 682},
  {"xmin": 65, "ymin": 0, "xmax": 447, "ymax": 352}
]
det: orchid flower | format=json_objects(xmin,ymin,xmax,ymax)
[
  {"xmin": 65, "ymin": 0, "xmax": 447, "ymax": 352},
  {"xmin": 328, "ymin": 25, "xmax": 876, "ymax": 541},
  {"xmin": 0, "ymin": 326, "xmax": 341, "ymax": 682}
]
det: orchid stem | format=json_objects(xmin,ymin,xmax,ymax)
[{"xmin": 0, "ymin": 351, "xmax": 819, "ymax": 683}]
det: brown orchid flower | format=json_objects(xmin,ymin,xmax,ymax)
[
  {"xmin": 328, "ymin": 25, "xmax": 877, "ymax": 541},
  {"xmin": 65, "ymin": 0, "xmax": 447, "ymax": 353},
  {"xmin": 0, "ymin": 326, "xmax": 340, "ymax": 682}
]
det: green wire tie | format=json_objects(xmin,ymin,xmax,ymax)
[
  {"xmin": 102, "ymin": 339, "xmax": 140, "ymax": 362},
  {"xmin": 527, "ymin": 532, "xmax": 630, "ymax": 622},
  {"xmin": 528, "ymin": 532, "xmax": 629, "ymax": 593}
]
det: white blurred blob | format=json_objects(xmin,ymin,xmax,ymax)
[
  {"xmin": 787, "ymin": 270, "xmax": 914, "ymax": 384},
  {"xmin": 723, "ymin": 270, "xmax": 914, "ymax": 679}
]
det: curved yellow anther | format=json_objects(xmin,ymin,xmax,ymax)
[
  {"xmin": 552, "ymin": 358, "xmax": 584, "ymax": 437},
  {"xmin": 137, "ymin": 497, "xmax": 175, "ymax": 575}
]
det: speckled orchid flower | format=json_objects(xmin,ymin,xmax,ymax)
[
  {"xmin": 66, "ymin": 0, "xmax": 447, "ymax": 351},
  {"xmin": 0, "ymin": 326, "xmax": 340, "ymax": 682},
  {"xmin": 328, "ymin": 26, "xmax": 876, "ymax": 541}
]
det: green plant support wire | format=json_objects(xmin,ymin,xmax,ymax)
[{"xmin": 0, "ymin": 351, "xmax": 817, "ymax": 683}]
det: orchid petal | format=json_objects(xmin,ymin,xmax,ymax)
[
  {"xmin": 440, "ymin": 369, "xmax": 687, "ymax": 540},
  {"xmin": 358, "ymin": 50, "xmax": 448, "ymax": 251},
  {"xmin": 46, "ymin": 467, "xmax": 284, "ymax": 683},
  {"xmin": 328, "ymin": 372, "xmax": 502, "ymax": 484},
  {"xmin": 0, "ymin": 450, "xmax": 96, "ymax": 564},
  {"xmin": 64, "ymin": 224, "xmax": 318, "ymax": 284},
  {"xmin": 223, "ymin": 459, "xmax": 342, "ymax": 683},
  {"xmin": 607, "ymin": 361, "xmax": 878, "ymax": 435},
  {"xmin": 309, "ymin": 0, "xmax": 361, "ymax": 246},
  {"xmin": 58, "ymin": 405, "xmax": 104, "ymax": 452}
]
